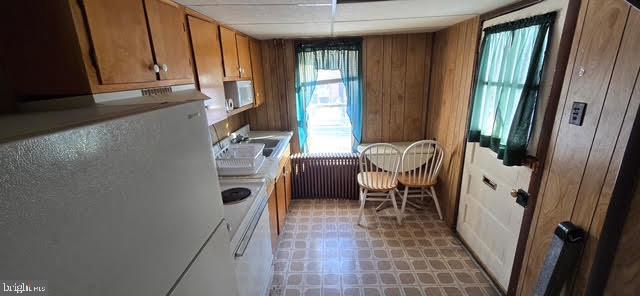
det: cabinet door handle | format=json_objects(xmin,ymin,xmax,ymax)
[
  {"xmin": 152, "ymin": 64, "xmax": 160, "ymax": 73},
  {"xmin": 162, "ymin": 64, "xmax": 168, "ymax": 72}
]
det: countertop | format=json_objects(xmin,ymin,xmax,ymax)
[{"xmin": 217, "ymin": 127, "xmax": 293, "ymax": 184}]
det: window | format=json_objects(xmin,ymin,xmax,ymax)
[
  {"xmin": 468, "ymin": 13, "xmax": 555, "ymax": 166},
  {"xmin": 306, "ymin": 70, "xmax": 352, "ymax": 153},
  {"xmin": 294, "ymin": 39, "xmax": 363, "ymax": 153}
]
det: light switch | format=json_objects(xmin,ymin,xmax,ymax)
[{"xmin": 569, "ymin": 102, "xmax": 587, "ymax": 126}]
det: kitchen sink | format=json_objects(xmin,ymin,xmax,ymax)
[
  {"xmin": 248, "ymin": 138, "xmax": 279, "ymax": 149},
  {"xmin": 262, "ymin": 148, "xmax": 274, "ymax": 157}
]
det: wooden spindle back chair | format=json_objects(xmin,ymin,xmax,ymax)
[
  {"xmin": 398, "ymin": 140, "xmax": 445, "ymax": 220},
  {"xmin": 356, "ymin": 143, "xmax": 403, "ymax": 225}
]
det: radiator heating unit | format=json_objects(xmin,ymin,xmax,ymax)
[{"xmin": 290, "ymin": 153, "xmax": 359, "ymax": 200}]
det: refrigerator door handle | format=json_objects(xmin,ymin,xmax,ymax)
[{"xmin": 234, "ymin": 196, "xmax": 268, "ymax": 258}]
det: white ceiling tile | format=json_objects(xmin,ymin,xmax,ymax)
[
  {"xmin": 333, "ymin": 15, "xmax": 472, "ymax": 36},
  {"xmin": 176, "ymin": 0, "xmax": 521, "ymax": 38},
  {"xmin": 186, "ymin": 4, "xmax": 331, "ymax": 24},
  {"xmin": 335, "ymin": 0, "xmax": 518, "ymax": 21},
  {"xmin": 176, "ymin": 0, "xmax": 330, "ymax": 5},
  {"xmin": 229, "ymin": 23, "xmax": 332, "ymax": 39}
]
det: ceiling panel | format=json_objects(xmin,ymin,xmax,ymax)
[
  {"xmin": 335, "ymin": 0, "xmax": 517, "ymax": 21},
  {"xmin": 176, "ymin": 0, "xmax": 518, "ymax": 39},
  {"xmin": 186, "ymin": 4, "xmax": 331, "ymax": 24},
  {"xmin": 176, "ymin": 0, "xmax": 331, "ymax": 4},
  {"xmin": 230, "ymin": 23, "xmax": 332, "ymax": 39},
  {"xmin": 334, "ymin": 15, "xmax": 471, "ymax": 36}
]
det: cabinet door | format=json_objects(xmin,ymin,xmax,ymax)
[
  {"xmin": 187, "ymin": 16, "xmax": 227, "ymax": 125},
  {"xmin": 82, "ymin": 0, "xmax": 156, "ymax": 84},
  {"xmin": 285, "ymin": 159, "xmax": 292, "ymax": 211},
  {"xmin": 249, "ymin": 39, "xmax": 266, "ymax": 107},
  {"xmin": 236, "ymin": 35, "xmax": 252, "ymax": 78},
  {"xmin": 145, "ymin": 0, "xmax": 193, "ymax": 81},
  {"xmin": 267, "ymin": 187, "xmax": 279, "ymax": 253},
  {"xmin": 220, "ymin": 26, "xmax": 240, "ymax": 77},
  {"xmin": 276, "ymin": 174, "xmax": 287, "ymax": 233},
  {"xmin": 170, "ymin": 221, "xmax": 239, "ymax": 296}
]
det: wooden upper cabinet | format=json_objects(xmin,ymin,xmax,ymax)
[
  {"xmin": 249, "ymin": 39, "xmax": 266, "ymax": 107},
  {"xmin": 187, "ymin": 16, "xmax": 227, "ymax": 125},
  {"xmin": 219, "ymin": 27, "xmax": 251, "ymax": 79},
  {"xmin": 236, "ymin": 35, "xmax": 252, "ymax": 78},
  {"xmin": 220, "ymin": 27, "xmax": 240, "ymax": 78},
  {"xmin": 4, "ymin": 0, "xmax": 253, "ymax": 100},
  {"xmin": 82, "ymin": 0, "xmax": 157, "ymax": 84},
  {"xmin": 144, "ymin": 0, "xmax": 193, "ymax": 81}
]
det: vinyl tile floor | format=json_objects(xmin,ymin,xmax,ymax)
[{"xmin": 269, "ymin": 198, "xmax": 501, "ymax": 296}]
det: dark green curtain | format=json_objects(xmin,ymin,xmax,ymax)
[
  {"xmin": 468, "ymin": 12, "xmax": 555, "ymax": 166},
  {"xmin": 295, "ymin": 39, "xmax": 363, "ymax": 152}
]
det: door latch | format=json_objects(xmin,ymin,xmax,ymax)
[{"xmin": 511, "ymin": 189, "xmax": 530, "ymax": 208}]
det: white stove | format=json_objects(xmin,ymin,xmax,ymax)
[
  {"xmin": 218, "ymin": 178, "xmax": 273, "ymax": 296},
  {"xmin": 220, "ymin": 179, "xmax": 265, "ymax": 239}
]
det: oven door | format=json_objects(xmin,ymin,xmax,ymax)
[{"xmin": 233, "ymin": 195, "xmax": 273, "ymax": 296}]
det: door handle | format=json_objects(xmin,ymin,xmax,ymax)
[
  {"xmin": 510, "ymin": 189, "xmax": 518, "ymax": 198},
  {"xmin": 513, "ymin": 189, "xmax": 530, "ymax": 208},
  {"xmin": 234, "ymin": 196, "xmax": 268, "ymax": 258}
]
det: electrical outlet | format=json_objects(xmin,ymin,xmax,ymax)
[{"xmin": 569, "ymin": 102, "xmax": 587, "ymax": 126}]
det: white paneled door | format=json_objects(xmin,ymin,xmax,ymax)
[{"xmin": 456, "ymin": 143, "xmax": 532, "ymax": 290}]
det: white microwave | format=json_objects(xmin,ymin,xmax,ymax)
[{"xmin": 224, "ymin": 80, "xmax": 254, "ymax": 110}]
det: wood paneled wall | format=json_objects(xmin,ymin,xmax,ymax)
[
  {"xmin": 362, "ymin": 33, "xmax": 432, "ymax": 143},
  {"xmin": 247, "ymin": 39, "xmax": 299, "ymax": 152},
  {"xmin": 517, "ymin": 1, "xmax": 640, "ymax": 294},
  {"xmin": 425, "ymin": 17, "xmax": 481, "ymax": 227},
  {"xmin": 248, "ymin": 35, "xmax": 434, "ymax": 152},
  {"xmin": 212, "ymin": 112, "xmax": 248, "ymax": 140}
]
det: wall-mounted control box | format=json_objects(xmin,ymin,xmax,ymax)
[{"xmin": 569, "ymin": 102, "xmax": 587, "ymax": 126}]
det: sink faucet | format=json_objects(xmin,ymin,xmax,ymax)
[{"xmin": 230, "ymin": 133, "xmax": 249, "ymax": 144}]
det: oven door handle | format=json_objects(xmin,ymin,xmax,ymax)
[{"xmin": 234, "ymin": 196, "xmax": 268, "ymax": 258}]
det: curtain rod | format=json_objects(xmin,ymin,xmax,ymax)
[
  {"xmin": 484, "ymin": 11, "xmax": 556, "ymax": 34},
  {"xmin": 296, "ymin": 38, "xmax": 362, "ymax": 50}
]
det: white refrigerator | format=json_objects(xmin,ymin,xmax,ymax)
[{"xmin": 0, "ymin": 100, "xmax": 238, "ymax": 296}]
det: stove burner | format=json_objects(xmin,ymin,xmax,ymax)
[{"xmin": 222, "ymin": 187, "xmax": 251, "ymax": 204}]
